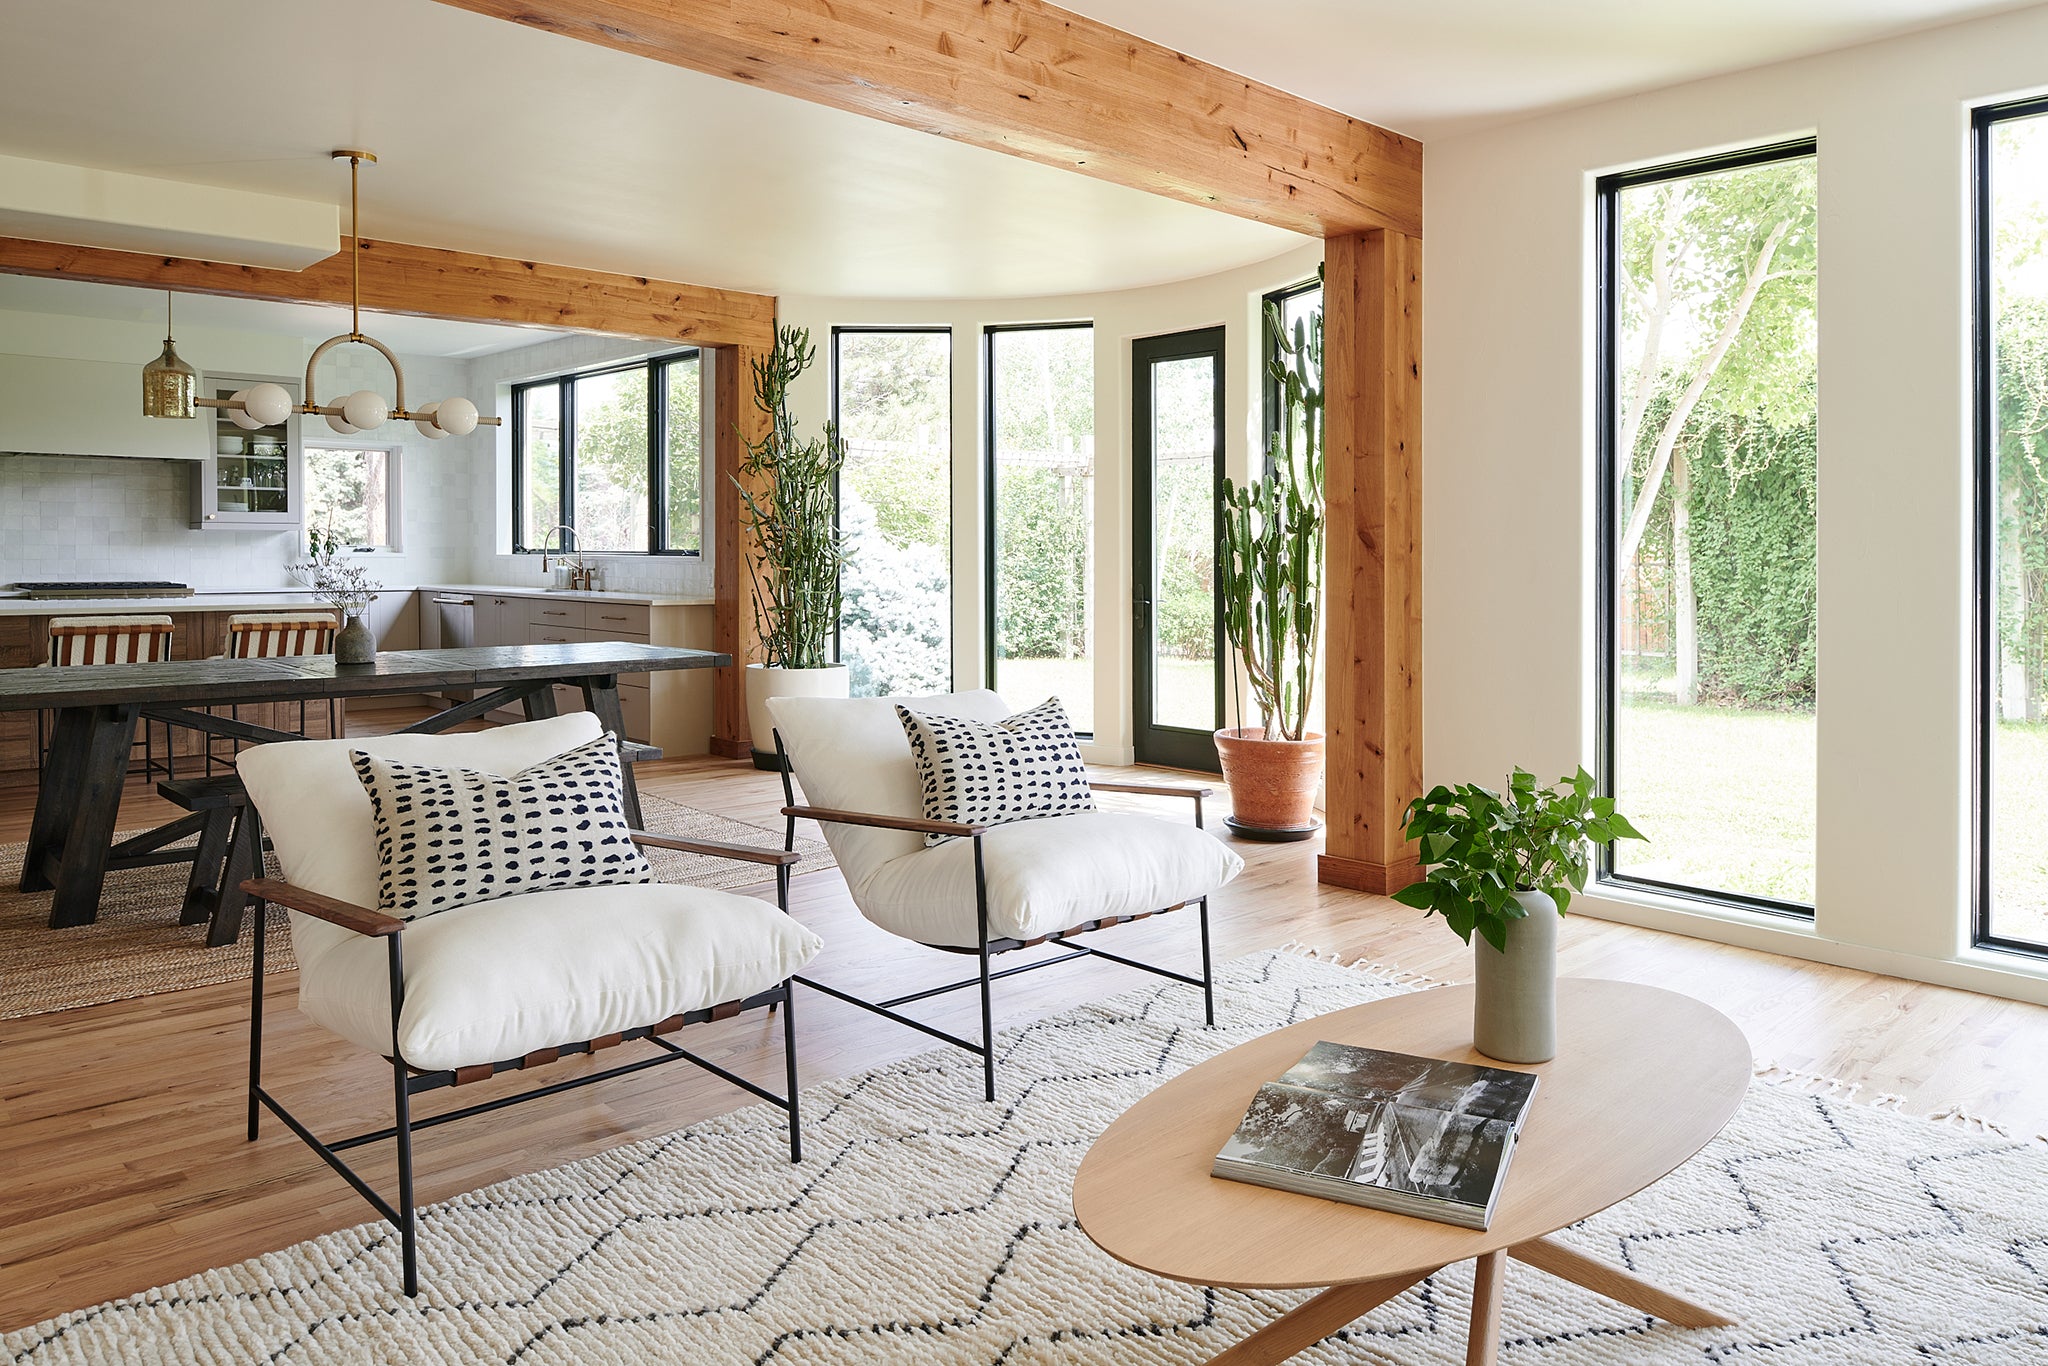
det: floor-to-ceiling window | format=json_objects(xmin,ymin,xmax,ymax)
[
  {"xmin": 1596, "ymin": 141, "xmax": 1819, "ymax": 912},
  {"xmin": 986, "ymin": 323, "xmax": 1095, "ymax": 731},
  {"xmin": 1977, "ymin": 99, "xmax": 2048, "ymax": 955},
  {"xmin": 831, "ymin": 328, "xmax": 952, "ymax": 696}
]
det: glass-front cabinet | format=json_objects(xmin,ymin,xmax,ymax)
[{"xmin": 189, "ymin": 372, "xmax": 302, "ymax": 529}]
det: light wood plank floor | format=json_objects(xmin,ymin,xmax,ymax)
[{"xmin": 3, "ymin": 710, "xmax": 2047, "ymax": 1331}]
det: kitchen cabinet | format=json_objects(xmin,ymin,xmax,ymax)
[
  {"xmin": 188, "ymin": 371, "xmax": 302, "ymax": 530},
  {"xmin": 414, "ymin": 587, "xmax": 711, "ymax": 754},
  {"xmin": 0, "ymin": 353, "xmax": 209, "ymax": 461}
]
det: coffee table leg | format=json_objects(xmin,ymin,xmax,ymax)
[
  {"xmin": 1466, "ymin": 1250, "xmax": 1506, "ymax": 1365},
  {"xmin": 1510, "ymin": 1236, "xmax": 1735, "ymax": 1329},
  {"xmin": 1203, "ymin": 1269, "xmax": 1433, "ymax": 1366}
]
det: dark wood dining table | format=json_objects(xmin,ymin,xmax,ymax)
[{"xmin": 0, "ymin": 642, "xmax": 729, "ymax": 930}]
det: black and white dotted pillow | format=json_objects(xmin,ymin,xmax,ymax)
[
  {"xmin": 349, "ymin": 735, "xmax": 653, "ymax": 918},
  {"xmin": 896, "ymin": 698, "xmax": 1096, "ymax": 846}
]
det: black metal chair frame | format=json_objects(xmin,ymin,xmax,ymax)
[
  {"xmin": 241, "ymin": 829, "xmax": 805, "ymax": 1299},
  {"xmin": 773, "ymin": 730, "xmax": 1216, "ymax": 1103}
]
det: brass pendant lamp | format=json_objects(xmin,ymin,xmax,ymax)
[
  {"xmin": 140, "ymin": 292, "xmax": 197, "ymax": 419},
  {"xmin": 148, "ymin": 150, "xmax": 501, "ymax": 440}
]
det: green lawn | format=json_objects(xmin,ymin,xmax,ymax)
[
  {"xmin": 1612, "ymin": 701, "xmax": 1817, "ymax": 905},
  {"xmin": 1614, "ymin": 700, "xmax": 2048, "ymax": 947},
  {"xmin": 994, "ymin": 656, "xmax": 1218, "ymax": 738},
  {"xmin": 1989, "ymin": 721, "xmax": 2048, "ymax": 947}
]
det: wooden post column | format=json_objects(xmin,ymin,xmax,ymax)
[
  {"xmin": 711, "ymin": 341, "xmax": 772, "ymax": 760},
  {"xmin": 1319, "ymin": 230, "xmax": 1424, "ymax": 895}
]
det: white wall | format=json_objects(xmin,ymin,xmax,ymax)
[
  {"xmin": 0, "ymin": 305, "xmax": 476, "ymax": 601},
  {"xmin": 1426, "ymin": 4, "xmax": 2048, "ymax": 1002},
  {"xmin": 781, "ymin": 242, "xmax": 1323, "ymax": 762}
]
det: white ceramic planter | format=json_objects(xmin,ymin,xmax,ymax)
[
  {"xmin": 1472, "ymin": 888, "xmax": 1561, "ymax": 1063},
  {"xmin": 745, "ymin": 662, "xmax": 849, "ymax": 768}
]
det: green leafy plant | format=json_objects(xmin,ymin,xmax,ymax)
[
  {"xmin": 735, "ymin": 325, "xmax": 846, "ymax": 670},
  {"xmin": 1219, "ymin": 271, "xmax": 1325, "ymax": 741},
  {"xmin": 1391, "ymin": 768, "xmax": 1646, "ymax": 951}
]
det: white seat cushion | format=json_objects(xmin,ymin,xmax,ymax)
[
  {"xmin": 858, "ymin": 810, "xmax": 1244, "ymax": 947},
  {"xmin": 299, "ymin": 881, "xmax": 822, "ymax": 1070},
  {"xmin": 768, "ymin": 690, "xmax": 1012, "ymax": 901}
]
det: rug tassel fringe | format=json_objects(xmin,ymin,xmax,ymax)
[
  {"xmin": 1277, "ymin": 940, "xmax": 1453, "ymax": 990},
  {"xmin": 1753, "ymin": 1056, "xmax": 2048, "ymax": 1147}
]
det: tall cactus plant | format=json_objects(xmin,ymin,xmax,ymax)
[
  {"xmin": 1220, "ymin": 275, "xmax": 1325, "ymax": 741},
  {"xmin": 735, "ymin": 325, "xmax": 846, "ymax": 670}
]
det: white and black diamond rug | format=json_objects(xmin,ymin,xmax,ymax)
[{"xmin": 7, "ymin": 951, "xmax": 2046, "ymax": 1364}]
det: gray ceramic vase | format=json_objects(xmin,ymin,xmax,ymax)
[
  {"xmin": 1472, "ymin": 888, "xmax": 1560, "ymax": 1063},
  {"xmin": 334, "ymin": 613, "xmax": 376, "ymax": 665}
]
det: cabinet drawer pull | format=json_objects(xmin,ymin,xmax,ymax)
[
  {"xmin": 542, "ymin": 609, "xmax": 570, "ymax": 616},
  {"xmin": 599, "ymin": 614, "xmax": 629, "ymax": 622}
]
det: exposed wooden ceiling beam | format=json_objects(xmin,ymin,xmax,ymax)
[
  {"xmin": 0, "ymin": 235, "xmax": 777, "ymax": 350},
  {"xmin": 431, "ymin": 0, "xmax": 1422, "ymax": 239}
]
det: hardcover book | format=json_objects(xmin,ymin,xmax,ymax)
[{"xmin": 1212, "ymin": 1041, "xmax": 1540, "ymax": 1230}]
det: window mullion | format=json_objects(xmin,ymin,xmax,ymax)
[
  {"xmin": 649, "ymin": 359, "xmax": 668, "ymax": 554},
  {"xmin": 558, "ymin": 377, "xmax": 575, "ymax": 537}
]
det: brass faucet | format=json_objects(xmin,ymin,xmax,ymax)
[{"xmin": 538, "ymin": 524, "xmax": 592, "ymax": 590}]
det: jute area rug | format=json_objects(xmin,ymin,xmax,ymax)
[
  {"xmin": 0, "ymin": 793, "xmax": 833, "ymax": 1021},
  {"xmin": 5, "ymin": 949, "xmax": 2044, "ymax": 1364}
]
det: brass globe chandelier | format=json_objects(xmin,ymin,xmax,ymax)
[{"xmin": 146, "ymin": 150, "xmax": 500, "ymax": 439}]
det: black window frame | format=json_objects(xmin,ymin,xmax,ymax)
[
  {"xmin": 1131, "ymin": 324, "xmax": 1228, "ymax": 772},
  {"xmin": 1971, "ymin": 96, "xmax": 2048, "ymax": 961},
  {"xmin": 828, "ymin": 323, "xmax": 956, "ymax": 686},
  {"xmin": 1593, "ymin": 136, "xmax": 1819, "ymax": 920},
  {"xmin": 510, "ymin": 347, "xmax": 704, "ymax": 555},
  {"xmin": 1260, "ymin": 276, "xmax": 1322, "ymax": 467},
  {"xmin": 983, "ymin": 319, "xmax": 1096, "ymax": 736}
]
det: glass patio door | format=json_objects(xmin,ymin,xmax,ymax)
[{"xmin": 1131, "ymin": 327, "xmax": 1225, "ymax": 771}]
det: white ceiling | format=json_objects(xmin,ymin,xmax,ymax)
[
  {"xmin": 0, "ymin": 275, "xmax": 563, "ymax": 360},
  {"xmin": 0, "ymin": 0, "xmax": 1305, "ymax": 302},
  {"xmin": 1, "ymin": 0, "xmax": 2035, "ymax": 307},
  {"xmin": 1059, "ymin": 0, "xmax": 2044, "ymax": 138}
]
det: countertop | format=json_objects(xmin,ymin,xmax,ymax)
[
  {"xmin": 0, "ymin": 590, "xmax": 336, "ymax": 616},
  {"xmin": 0, "ymin": 585, "xmax": 716, "ymax": 615},
  {"xmin": 418, "ymin": 584, "xmax": 716, "ymax": 608}
]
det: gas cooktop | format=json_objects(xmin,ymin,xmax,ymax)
[{"xmin": 13, "ymin": 581, "xmax": 195, "ymax": 600}]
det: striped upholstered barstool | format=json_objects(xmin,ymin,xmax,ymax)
[
  {"xmin": 39, "ymin": 615, "xmax": 177, "ymax": 779},
  {"xmin": 202, "ymin": 612, "xmax": 342, "ymax": 772}
]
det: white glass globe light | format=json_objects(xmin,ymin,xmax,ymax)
[
  {"xmin": 341, "ymin": 389, "xmax": 389, "ymax": 431},
  {"xmin": 413, "ymin": 401, "xmax": 446, "ymax": 439},
  {"xmin": 432, "ymin": 395, "xmax": 478, "ymax": 436},
  {"xmin": 325, "ymin": 412, "xmax": 361, "ymax": 435},
  {"xmin": 242, "ymin": 383, "xmax": 292, "ymax": 427},
  {"xmin": 227, "ymin": 390, "xmax": 265, "ymax": 430}
]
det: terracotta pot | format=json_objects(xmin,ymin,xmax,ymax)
[{"xmin": 1214, "ymin": 728, "xmax": 1324, "ymax": 839}]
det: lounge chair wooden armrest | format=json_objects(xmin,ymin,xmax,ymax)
[
  {"xmin": 240, "ymin": 877, "xmax": 405, "ymax": 937},
  {"xmin": 782, "ymin": 804, "xmax": 989, "ymax": 839},
  {"xmin": 630, "ymin": 830, "xmax": 801, "ymax": 867},
  {"xmin": 1088, "ymin": 779, "xmax": 1214, "ymax": 800}
]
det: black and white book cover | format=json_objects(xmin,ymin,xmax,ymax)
[{"xmin": 1212, "ymin": 1042, "xmax": 1539, "ymax": 1229}]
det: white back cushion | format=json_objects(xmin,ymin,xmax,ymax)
[
  {"xmin": 767, "ymin": 690, "xmax": 1011, "ymax": 899},
  {"xmin": 236, "ymin": 713, "xmax": 604, "ymax": 967}
]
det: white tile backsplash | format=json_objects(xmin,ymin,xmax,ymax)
[{"xmin": 0, "ymin": 453, "xmax": 300, "ymax": 586}]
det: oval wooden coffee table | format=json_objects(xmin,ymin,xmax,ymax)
[{"xmin": 1074, "ymin": 978, "xmax": 1750, "ymax": 1365}]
